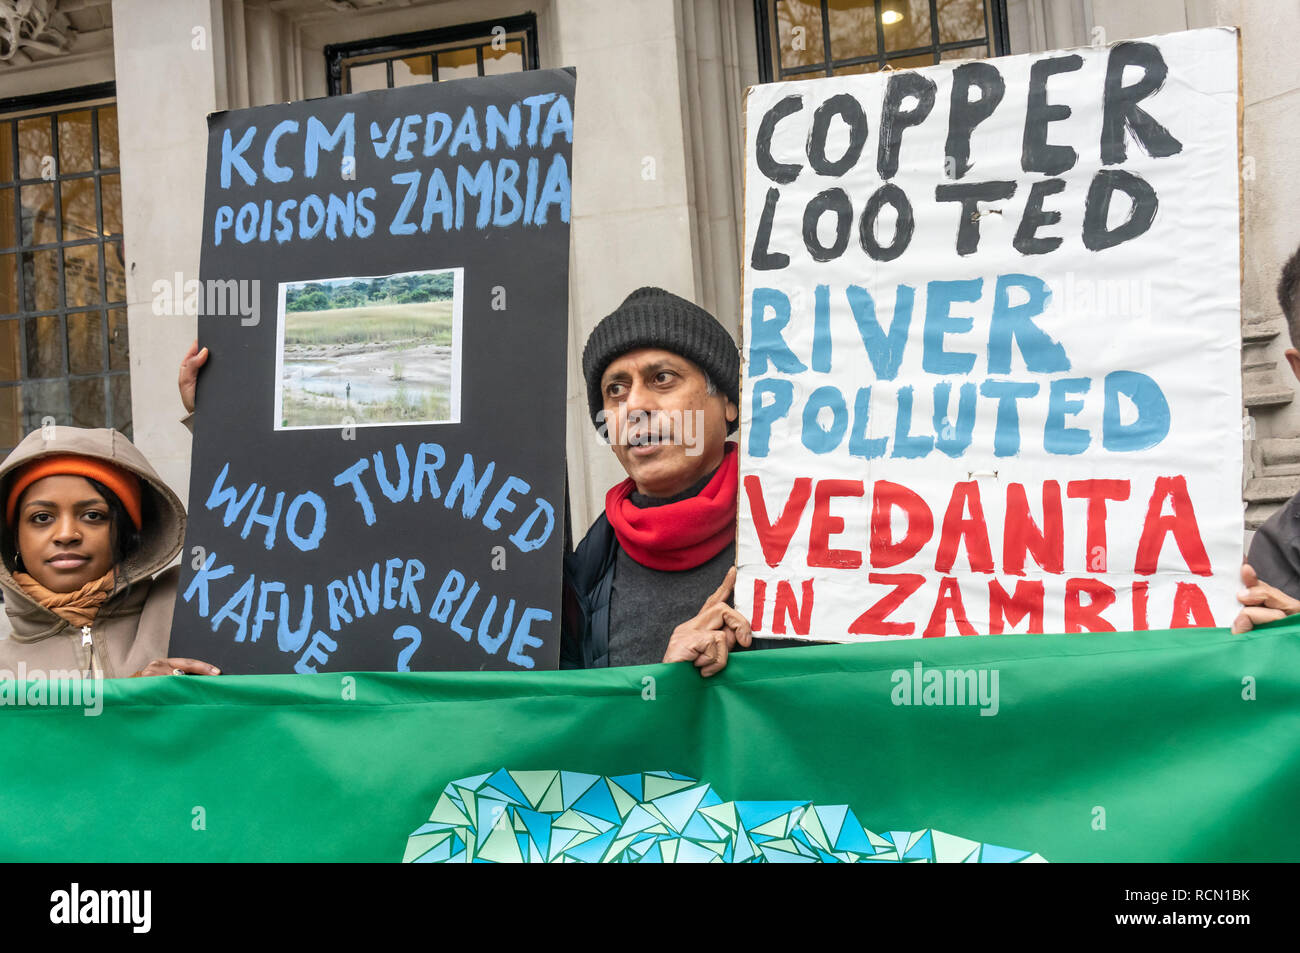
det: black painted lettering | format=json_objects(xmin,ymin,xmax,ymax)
[
  {"xmin": 756, "ymin": 94, "xmax": 805, "ymax": 185},
  {"xmin": 1082, "ymin": 169, "xmax": 1158, "ymax": 251},
  {"xmin": 1013, "ymin": 178, "xmax": 1066, "ymax": 255},
  {"xmin": 878, "ymin": 73, "xmax": 937, "ymax": 179},
  {"xmin": 858, "ymin": 183, "xmax": 915, "ymax": 262},
  {"xmin": 934, "ymin": 180, "xmax": 1017, "ymax": 255},
  {"xmin": 752, "ymin": 186, "xmax": 791, "ymax": 270},
  {"xmin": 1022, "ymin": 54, "xmax": 1083, "ymax": 175},
  {"xmin": 807, "ymin": 93, "xmax": 869, "ymax": 177},
  {"xmin": 1101, "ymin": 41, "xmax": 1183, "ymax": 164},
  {"xmin": 802, "ymin": 188, "xmax": 853, "ymax": 262},
  {"xmin": 946, "ymin": 62, "xmax": 1006, "ymax": 179}
]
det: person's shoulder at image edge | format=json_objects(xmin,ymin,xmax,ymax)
[{"xmin": 1237, "ymin": 242, "xmax": 1300, "ymax": 631}]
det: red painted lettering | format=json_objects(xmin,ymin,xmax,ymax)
[
  {"xmin": 1066, "ymin": 479, "xmax": 1130, "ymax": 571},
  {"xmin": 848, "ymin": 573, "xmax": 923, "ymax": 636},
  {"xmin": 745, "ymin": 475, "xmax": 811, "ymax": 568},
  {"xmin": 870, "ymin": 480, "xmax": 933, "ymax": 568},
  {"xmin": 772, "ymin": 579, "xmax": 814, "ymax": 635},
  {"xmin": 988, "ymin": 578, "xmax": 1045, "ymax": 633},
  {"xmin": 1134, "ymin": 476, "xmax": 1212, "ymax": 576},
  {"xmin": 923, "ymin": 576, "xmax": 978, "ymax": 637},
  {"xmin": 808, "ymin": 479, "xmax": 864, "ymax": 568},
  {"xmin": 935, "ymin": 481, "xmax": 994, "ymax": 573},
  {"xmin": 1003, "ymin": 481, "xmax": 1063, "ymax": 575},
  {"xmin": 1064, "ymin": 577, "xmax": 1117, "ymax": 632}
]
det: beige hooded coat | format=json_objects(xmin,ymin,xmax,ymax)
[{"xmin": 0, "ymin": 427, "xmax": 186, "ymax": 678}]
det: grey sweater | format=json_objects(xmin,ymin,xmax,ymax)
[{"xmin": 607, "ymin": 471, "xmax": 736, "ymax": 667}]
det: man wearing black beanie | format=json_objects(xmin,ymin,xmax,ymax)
[{"xmin": 561, "ymin": 287, "xmax": 752, "ymax": 674}]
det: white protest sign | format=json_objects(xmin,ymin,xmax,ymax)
[{"xmin": 738, "ymin": 29, "xmax": 1242, "ymax": 640}]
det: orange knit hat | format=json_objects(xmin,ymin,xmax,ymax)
[{"xmin": 5, "ymin": 455, "xmax": 143, "ymax": 530}]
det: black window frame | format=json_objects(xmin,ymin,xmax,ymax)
[
  {"xmin": 324, "ymin": 13, "xmax": 541, "ymax": 96},
  {"xmin": 0, "ymin": 80, "xmax": 131, "ymax": 452},
  {"xmin": 754, "ymin": 0, "xmax": 1010, "ymax": 82}
]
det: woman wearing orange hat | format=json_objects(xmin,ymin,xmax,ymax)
[{"xmin": 0, "ymin": 425, "xmax": 218, "ymax": 678}]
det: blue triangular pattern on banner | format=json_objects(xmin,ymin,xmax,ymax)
[
  {"xmin": 980, "ymin": 844, "xmax": 1031, "ymax": 863},
  {"xmin": 486, "ymin": 770, "xmax": 530, "ymax": 806},
  {"xmin": 682, "ymin": 813, "xmax": 717, "ymax": 842},
  {"xmin": 735, "ymin": 801, "xmax": 807, "ymax": 831},
  {"xmin": 817, "ymin": 804, "xmax": 849, "ymax": 844},
  {"xmin": 519, "ymin": 808, "xmax": 552, "ymax": 858},
  {"xmin": 573, "ymin": 777, "xmax": 621, "ymax": 824},
  {"xmin": 904, "ymin": 830, "xmax": 934, "ymax": 860},
  {"xmin": 404, "ymin": 770, "xmax": 1046, "ymax": 863},
  {"xmin": 559, "ymin": 771, "xmax": 600, "ymax": 808},
  {"xmin": 834, "ymin": 809, "xmax": 873, "ymax": 854},
  {"xmin": 654, "ymin": 785, "xmax": 709, "ymax": 832},
  {"xmin": 609, "ymin": 773, "xmax": 643, "ymax": 802}
]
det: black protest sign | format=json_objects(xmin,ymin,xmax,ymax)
[{"xmin": 170, "ymin": 68, "xmax": 575, "ymax": 674}]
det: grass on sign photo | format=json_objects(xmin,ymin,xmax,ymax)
[{"xmin": 275, "ymin": 268, "xmax": 462, "ymax": 429}]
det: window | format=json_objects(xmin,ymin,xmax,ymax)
[
  {"xmin": 325, "ymin": 14, "xmax": 539, "ymax": 96},
  {"xmin": 0, "ymin": 83, "xmax": 129, "ymax": 455},
  {"xmin": 755, "ymin": 0, "xmax": 1009, "ymax": 81}
]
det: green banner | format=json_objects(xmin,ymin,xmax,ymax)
[{"xmin": 2, "ymin": 618, "xmax": 1297, "ymax": 861}]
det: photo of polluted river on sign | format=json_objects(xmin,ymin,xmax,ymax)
[{"xmin": 275, "ymin": 267, "xmax": 463, "ymax": 429}]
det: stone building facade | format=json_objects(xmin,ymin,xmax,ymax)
[{"xmin": 0, "ymin": 0, "xmax": 1293, "ymax": 543}]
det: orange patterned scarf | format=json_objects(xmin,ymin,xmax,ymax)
[{"xmin": 12, "ymin": 569, "xmax": 117, "ymax": 628}]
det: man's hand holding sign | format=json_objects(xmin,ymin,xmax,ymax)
[{"xmin": 663, "ymin": 567, "xmax": 753, "ymax": 676}]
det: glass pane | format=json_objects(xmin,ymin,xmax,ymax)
[
  {"xmin": 108, "ymin": 309, "xmax": 128, "ymax": 370},
  {"xmin": 393, "ymin": 54, "xmax": 433, "ymax": 86},
  {"xmin": 777, "ymin": 0, "xmax": 826, "ymax": 69},
  {"xmin": 882, "ymin": 0, "xmax": 932, "ymax": 52},
  {"xmin": 0, "ymin": 385, "xmax": 19, "ymax": 449},
  {"xmin": 940, "ymin": 44, "xmax": 986, "ymax": 61},
  {"xmin": 834, "ymin": 60, "xmax": 881, "ymax": 75},
  {"xmin": 101, "ymin": 174, "xmax": 121, "ymax": 235},
  {"xmin": 0, "ymin": 188, "xmax": 13, "ymax": 249},
  {"xmin": 25, "ymin": 314, "xmax": 62, "ymax": 376},
  {"xmin": 20, "ymin": 183, "xmax": 56, "ymax": 246},
  {"xmin": 436, "ymin": 46, "xmax": 478, "ymax": 82},
  {"xmin": 0, "ymin": 253, "xmax": 15, "ymax": 315},
  {"xmin": 67, "ymin": 312, "xmax": 105, "ymax": 375},
  {"xmin": 17, "ymin": 116, "xmax": 52, "ymax": 181},
  {"xmin": 70, "ymin": 376, "xmax": 106, "ymax": 429},
  {"xmin": 97, "ymin": 106, "xmax": 119, "ymax": 169},
  {"xmin": 58, "ymin": 110, "xmax": 94, "ymax": 175},
  {"xmin": 110, "ymin": 373, "xmax": 132, "ymax": 436},
  {"xmin": 60, "ymin": 177, "xmax": 97, "ymax": 242},
  {"xmin": 482, "ymin": 40, "xmax": 524, "ymax": 75},
  {"xmin": 23, "ymin": 378, "xmax": 69, "ymax": 433},
  {"xmin": 105, "ymin": 241, "xmax": 125, "ymax": 303},
  {"xmin": 347, "ymin": 61, "xmax": 388, "ymax": 93},
  {"xmin": 937, "ymin": 0, "xmax": 987, "ymax": 44},
  {"xmin": 63, "ymin": 245, "xmax": 101, "ymax": 307},
  {"xmin": 21, "ymin": 249, "xmax": 59, "ymax": 311},
  {"xmin": 0, "ymin": 123, "xmax": 12, "ymax": 185},
  {"xmin": 887, "ymin": 52, "xmax": 939, "ymax": 69},
  {"xmin": 0, "ymin": 319, "xmax": 18, "ymax": 380},
  {"xmin": 828, "ymin": 0, "xmax": 880, "ymax": 61}
]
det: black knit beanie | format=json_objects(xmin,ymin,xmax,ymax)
[{"xmin": 582, "ymin": 287, "xmax": 740, "ymax": 430}]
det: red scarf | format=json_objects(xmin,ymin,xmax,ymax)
[{"xmin": 605, "ymin": 444, "xmax": 738, "ymax": 571}]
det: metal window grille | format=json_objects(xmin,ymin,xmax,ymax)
[{"xmin": 0, "ymin": 82, "xmax": 129, "ymax": 455}]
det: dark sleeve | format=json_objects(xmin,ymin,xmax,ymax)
[
  {"xmin": 1247, "ymin": 500, "xmax": 1300, "ymax": 600},
  {"xmin": 559, "ymin": 569, "xmax": 585, "ymax": 670},
  {"xmin": 559, "ymin": 528, "xmax": 597, "ymax": 670}
]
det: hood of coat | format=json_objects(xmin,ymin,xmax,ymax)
[{"xmin": 0, "ymin": 426, "xmax": 186, "ymax": 639}]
